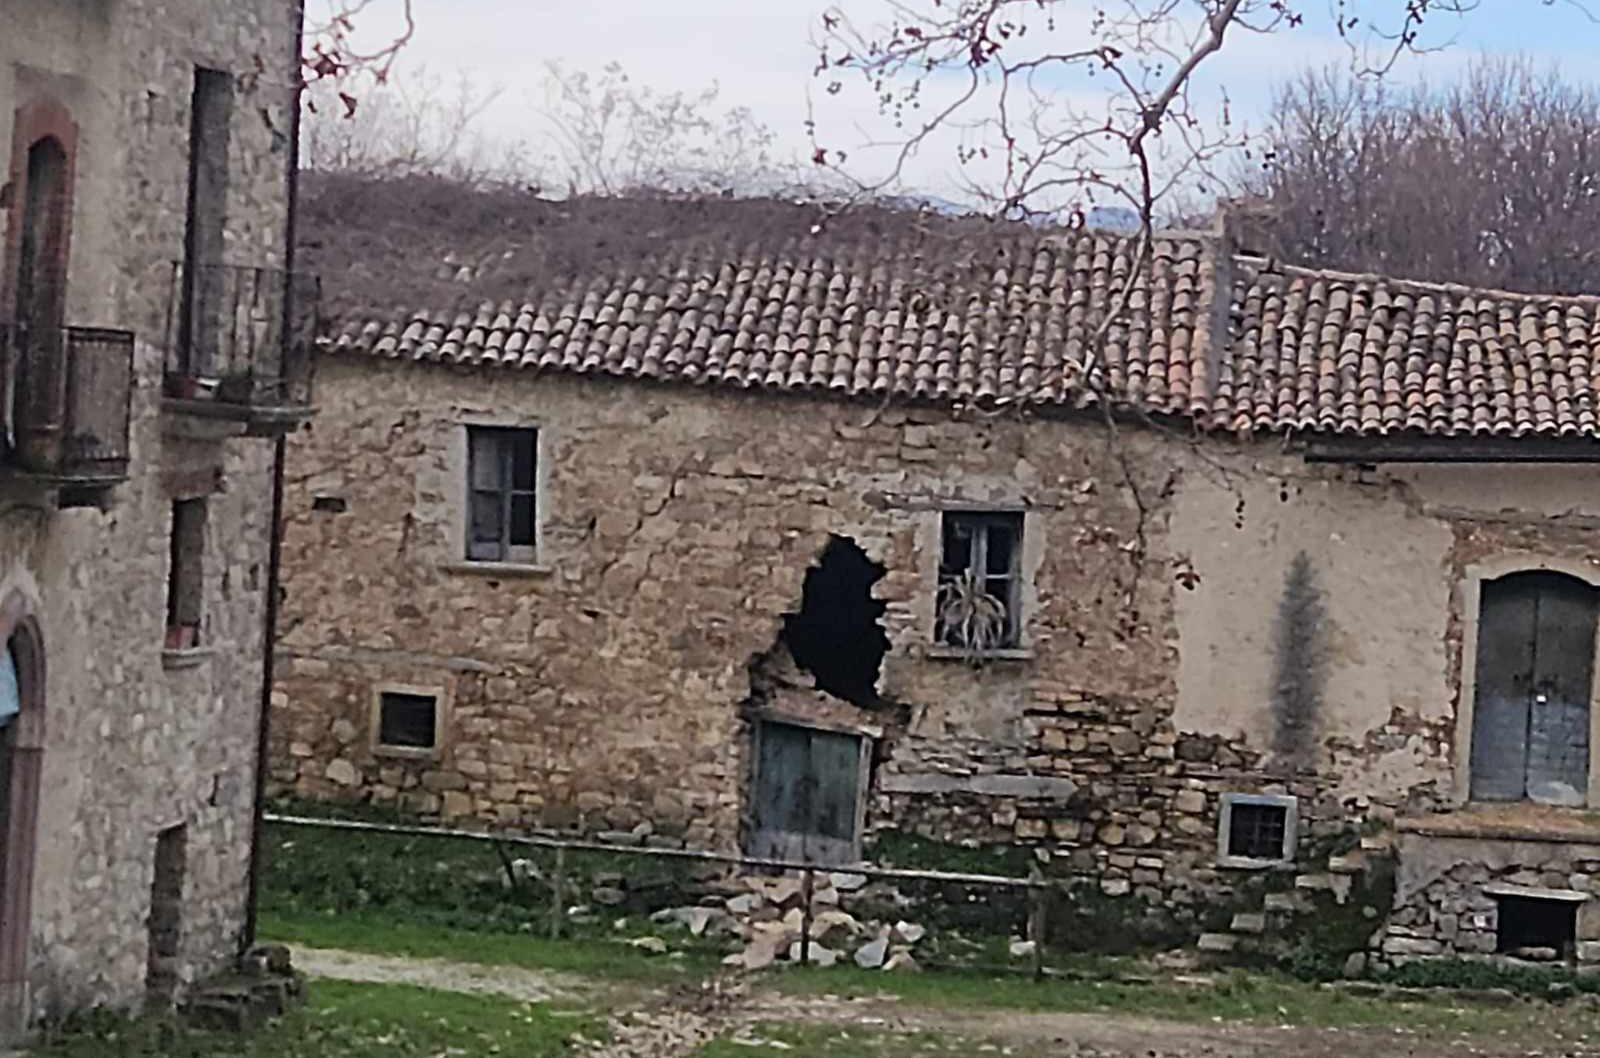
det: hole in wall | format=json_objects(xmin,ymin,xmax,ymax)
[
  {"xmin": 1495, "ymin": 895, "xmax": 1576, "ymax": 958},
  {"xmin": 312, "ymin": 495, "xmax": 347, "ymax": 513},
  {"xmin": 779, "ymin": 535, "xmax": 889, "ymax": 707}
]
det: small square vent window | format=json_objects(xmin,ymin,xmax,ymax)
[
  {"xmin": 1217, "ymin": 793, "xmax": 1297, "ymax": 867},
  {"xmin": 1494, "ymin": 893, "xmax": 1579, "ymax": 958},
  {"xmin": 377, "ymin": 691, "xmax": 438, "ymax": 751}
]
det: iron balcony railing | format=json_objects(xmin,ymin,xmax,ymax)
[
  {"xmin": 163, "ymin": 261, "xmax": 319, "ymax": 419},
  {"xmin": 0, "ymin": 321, "xmax": 134, "ymax": 485}
]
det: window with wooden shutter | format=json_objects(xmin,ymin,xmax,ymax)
[
  {"xmin": 1470, "ymin": 571, "xmax": 1598, "ymax": 806},
  {"xmin": 466, "ymin": 426, "xmax": 537, "ymax": 563},
  {"xmin": 748, "ymin": 719, "xmax": 868, "ymax": 866}
]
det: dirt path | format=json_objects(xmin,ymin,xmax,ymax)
[
  {"xmin": 288, "ymin": 945, "xmax": 582, "ymax": 1004},
  {"xmin": 290, "ymin": 946, "xmax": 1600, "ymax": 1058}
]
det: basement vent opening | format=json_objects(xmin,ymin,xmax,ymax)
[
  {"xmin": 312, "ymin": 495, "xmax": 347, "ymax": 513},
  {"xmin": 1495, "ymin": 895, "xmax": 1577, "ymax": 958},
  {"xmin": 780, "ymin": 535, "xmax": 889, "ymax": 707}
]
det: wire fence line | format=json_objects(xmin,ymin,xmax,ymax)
[{"xmin": 264, "ymin": 812, "xmax": 1053, "ymax": 975}]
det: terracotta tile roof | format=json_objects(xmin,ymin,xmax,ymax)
[
  {"xmin": 317, "ymin": 184, "xmax": 1600, "ymax": 442},
  {"xmin": 331, "ymin": 227, "xmax": 1219, "ymax": 417},
  {"xmin": 1219, "ymin": 259, "xmax": 1600, "ymax": 438}
]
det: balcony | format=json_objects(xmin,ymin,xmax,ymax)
[
  {"xmin": 162, "ymin": 261, "xmax": 319, "ymax": 432},
  {"xmin": 0, "ymin": 322, "xmax": 134, "ymax": 492}
]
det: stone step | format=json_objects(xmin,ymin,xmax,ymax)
[
  {"xmin": 1197, "ymin": 932, "xmax": 1238, "ymax": 953},
  {"xmin": 1328, "ymin": 851, "xmax": 1366, "ymax": 874},
  {"xmin": 1360, "ymin": 833, "xmax": 1393, "ymax": 852},
  {"xmin": 1262, "ymin": 891, "xmax": 1308, "ymax": 914},
  {"xmin": 1294, "ymin": 873, "xmax": 1333, "ymax": 891},
  {"xmin": 1230, "ymin": 912, "xmax": 1267, "ymax": 935}
]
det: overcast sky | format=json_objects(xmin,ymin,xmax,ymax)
[{"xmin": 317, "ymin": 1, "xmax": 1600, "ymax": 203}]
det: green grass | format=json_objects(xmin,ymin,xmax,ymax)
[
  {"xmin": 261, "ymin": 909, "xmax": 722, "ymax": 984},
  {"xmin": 26, "ymin": 979, "xmax": 598, "ymax": 1058},
  {"xmin": 771, "ymin": 963, "xmax": 1589, "ymax": 1035}
]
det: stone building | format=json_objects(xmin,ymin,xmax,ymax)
[
  {"xmin": 0, "ymin": 0, "xmax": 308, "ymax": 1031},
  {"xmin": 277, "ymin": 176, "xmax": 1600, "ymax": 967}
]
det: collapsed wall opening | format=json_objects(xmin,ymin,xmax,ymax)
[{"xmin": 780, "ymin": 535, "xmax": 889, "ymax": 707}]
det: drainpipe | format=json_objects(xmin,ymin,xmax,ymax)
[{"xmin": 243, "ymin": 0, "xmax": 305, "ymax": 952}]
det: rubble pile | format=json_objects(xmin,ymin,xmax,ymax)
[{"xmin": 648, "ymin": 870, "xmax": 927, "ymax": 972}]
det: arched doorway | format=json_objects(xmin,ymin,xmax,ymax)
[
  {"xmin": 0, "ymin": 598, "xmax": 44, "ymax": 1036},
  {"xmin": 1469, "ymin": 570, "xmax": 1599, "ymax": 806}
]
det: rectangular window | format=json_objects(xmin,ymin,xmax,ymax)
[
  {"xmin": 179, "ymin": 67, "xmax": 234, "ymax": 370},
  {"xmin": 1217, "ymin": 793, "xmax": 1297, "ymax": 867},
  {"xmin": 377, "ymin": 691, "xmax": 439, "ymax": 752},
  {"xmin": 466, "ymin": 426, "xmax": 537, "ymax": 563},
  {"xmin": 936, "ymin": 511, "xmax": 1023, "ymax": 650},
  {"xmin": 165, "ymin": 498, "xmax": 206, "ymax": 649}
]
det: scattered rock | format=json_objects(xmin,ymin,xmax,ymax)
[
  {"xmin": 1342, "ymin": 952, "xmax": 1368, "ymax": 979},
  {"xmin": 628, "ymin": 936, "xmax": 667, "ymax": 955},
  {"xmin": 725, "ymin": 893, "xmax": 759, "ymax": 916},
  {"xmin": 830, "ymin": 872, "xmax": 868, "ymax": 892},
  {"xmin": 882, "ymin": 951, "xmax": 920, "ymax": 972},
  {"xmin": 854, "ymin": 937, "xmax": 889, "ymax": 969},
  {"xmin": 685, "ymin": 907, "xmax": 716, "ymax": 937},
  {"xmin": 740, "ymin": 939, "xmax": 780, "ymax": 971},
  {"xmin": 767, "ymin": 877, "xmax": 803, "ymax": 907},
  {"xmin": 591, "ymin": 887, "xmax": 626, "ymax": 907},
  {"xmin": 787, "ymin": 941, "xmax": 839, "ymax": 967},
  {"xmin": 1008, "ymin": 939, "xmax": 1036, "ymax": 959},
  {"xmin": 892, "ymin": 921, "xmax": 926, "ymax": 944},
  {"xmin": 811, "ymin": 886, "xmax": 840, "ymax": 907}
]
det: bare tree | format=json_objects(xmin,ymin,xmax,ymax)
[
  {"xmin": 301, "ymin": 66, "xmax": 532, "ymax": 184},
  {"xmin": 1241, "ymin": 57, "xmax": 1600, "ymax": 293},
  {"xmin": 541, "ymin": 61, "xmax": 817, "ymax": 196}
]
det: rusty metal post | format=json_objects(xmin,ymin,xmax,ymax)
[
  {"xmin": 800, "ymin": 868, "xmax": 814, "ymax": 966},
  {"xmin": 549, "ymin": 845, "xmax": 566, "ymax": 940}
]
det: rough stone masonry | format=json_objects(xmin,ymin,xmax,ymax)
[{"xmin": 273, "ymin": 185, "xmax": 1600, "ymax": 961}]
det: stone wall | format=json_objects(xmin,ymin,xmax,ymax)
[
  {"xmin": 0, "ymin": 0, "xmax": 294, "ymax": 1023},
  {"xmin": 269, "ymin": 351, "xmax": 1600, "ymax": 941}
]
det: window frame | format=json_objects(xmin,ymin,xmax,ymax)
[
  {"xmin": 370, "ymin": 682, "xmax": 449, "ymax": 760},
  {"xmin": 934, "ymin": 510, "xmax": 1025, "ymax": 652},
  {"xmin": 1216, "ymin": 792, "xmax": 1298, "ymax": 869},
  {"xmin": 464, "ymin": 424, "xmax": 540, "ymax": 566}
]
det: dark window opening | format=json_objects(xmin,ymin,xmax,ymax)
[
  {"xmin": 780, "ymin": 535, "xmax": 888, "ymax": 707},
  {"xmin": 1495, "ymin": 895, "xmax": 1576, "ymax": 958},
  {"xmin": 936, "ymin": 511, "xmax": 1023, "ymax": 650},
  {"xmin": 165, "ymin": 498, "xmax": 206, "ymax": 649},
  {"xmin": 146, "ymin": 824, "xmax": 187, "ymax": 1003},
  {"xmin": 1470, "ymin": 571, "xmax": 1598, "ymax": 806},
  {"xmin": 178, "ymin": 67, "xmax": 234, "ymax": 374},
  {"xmin": 1226, "ymin": 802, "xmax": 1288, "ymax": 861},
  {"xmin": 467, "ymin": 426, "xmax": 537, "ymax": 563},
  {"xmin": 378, "ymin": 691, "xmax": 438, "ymax": 750},
  {"xmin": 749, "ymin": 719, "xmax": 866, "ymax": 865},
  {"xmin": 311, "ymin": 495, "xmax": 347, "ymax": 513},
  {"xmin": 11, "ymin": 135, "xmax": 70, "ymax": 455}
]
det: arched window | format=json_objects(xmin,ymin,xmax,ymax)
[{"xmin": 1469, "ymin": 571, "xmax": 1598, "ymax": 806}]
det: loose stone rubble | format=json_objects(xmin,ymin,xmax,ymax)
[{"xmin": 648, "ymin": 870, "xmax": 928, "ymax": 971}]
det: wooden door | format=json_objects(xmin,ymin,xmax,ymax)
[
  {"xmin": 750, "ymin": 719, "xmax": 866, "ymax": 865},
  {"xmin": 1470, "ymin": 572, "xmax": 1597, "ymax": 806}
]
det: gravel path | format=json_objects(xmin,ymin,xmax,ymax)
[
  {"xmin": 288, "ymin": 945, "xmax": 580, "ymax": 1004},
  {"xmin": 290, "ymin": 946, "xmax": 1600, "ymax": 1058}
]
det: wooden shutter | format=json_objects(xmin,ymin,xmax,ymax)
[
  {"xmin": 1471, "ymin": 577, "xmax": 1538, "ymax": 802},
  {"xmin": 750, "ymin": 720, "xmax": 865, "ymax": 865},
  {"xmin": 1527, "ymin": 575, "xmax": 1597, "ymax": 806},
  {"xmin": 1471, "ymin": 572, "xmax": 1598, "ymax": 805}
]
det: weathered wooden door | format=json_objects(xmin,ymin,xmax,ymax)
[
  {"xmin": 750, "ymin": 720, "xmax": 866, "ymax": 865},
  {"xmin": 1470, "ymin": 572, "xmax": 1597, "ymax": 806}
]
